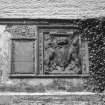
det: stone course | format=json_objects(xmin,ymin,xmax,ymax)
[{"xmin": 0, "ymin": 94, "xmax": 103, "ymax": 105}]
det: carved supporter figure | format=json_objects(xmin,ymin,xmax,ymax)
[{"xmin": 44, "ymin": 34, "xmax": 82, "ymax": 74}]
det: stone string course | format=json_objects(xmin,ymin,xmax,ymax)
[{"xmin": 0, "ymin": 94, "xmax": 104, "ymax": 105}]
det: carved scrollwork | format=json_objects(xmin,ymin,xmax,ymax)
[{"xmin": 5, "ymin": 25, "xmax": 36, "ymax": 38}]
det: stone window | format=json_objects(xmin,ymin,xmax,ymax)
[
  {"xmin": 7, "ymin": 24, "xmax": 89, "ymax": 78},
  {"xmin": 10, "ymin": 38, "xmax": 36, "ymax": 77},
  {"xmin": 7, "ymin": 25, "xmax": 37, "ymax": 77}
]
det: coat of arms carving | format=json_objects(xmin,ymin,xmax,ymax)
[
  {"xmin": 43, "ymin": 32, "xmax": 82, "ymax": 75},
  {"xmin": 38, "ymin": 27, "xmax": 89, "ymax": 76}
]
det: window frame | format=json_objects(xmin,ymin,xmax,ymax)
[{"xmin": 10, "ymin": 37, "xmax": 37, "ymax": 78}]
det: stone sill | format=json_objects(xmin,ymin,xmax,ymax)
[{"xmin": 0, "ymin": 92, "xmax": 97, "ymax": 95}]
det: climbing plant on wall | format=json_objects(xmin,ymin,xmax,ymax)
[{"xmin": 79, "ymin": 18, "xmax": 105, "ymax": 92}]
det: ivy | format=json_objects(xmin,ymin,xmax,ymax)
[{"xmin": 79, "ymin": 18, "xmax": 105, "ymax": 92}]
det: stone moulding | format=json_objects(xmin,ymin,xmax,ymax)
[{"xmin": 0, "ymin": 93, "xmax": 104, "ymax": 105}]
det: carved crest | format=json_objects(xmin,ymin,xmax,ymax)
[
  {"xmin": 43, "ymin": 32, "xmax": 82, "ymax": 75},
  {"xmin": 38, "ymin": 27, "xmax": 89, "ymax": 76}
]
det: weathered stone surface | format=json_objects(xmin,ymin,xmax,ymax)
[
  {"xmin": 0, "ymin": 94, "xmax": 103, "ymax": 105},
  {"xmin": 0, "ymin": 0, "xmax": 105, "ymax": 19},
  {"xmin": 0, "ymin": 24, "xmax": 88, "ymax": 92}
]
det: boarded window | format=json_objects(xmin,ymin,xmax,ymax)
[{"xmin": 11, "ymin": 39, "xmax": 36, "ymax": 77}]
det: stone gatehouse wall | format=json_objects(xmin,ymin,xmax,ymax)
[
  {"xmin": 0, "ymin": 0, "xmax": 105, "ymax": 104},
  {"xmin": 0, "ymin": 21, "xmax": 87, "ymax": 92},
  {"xmin": 0, "ymin": 18, "xmax": 104, "ymax": 93}
]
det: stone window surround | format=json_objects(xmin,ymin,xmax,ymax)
[{"xmin": 0, "ymin": 19, "xmax": 89, "ymax": 78}]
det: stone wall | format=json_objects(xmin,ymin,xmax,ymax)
[
  {"xmin": 0, "ymin": 24, "xmax": 88, "ymax": 92},
  {"xmin": 0, "ymin": 0, "xmax": 105, "ymax": 19}
]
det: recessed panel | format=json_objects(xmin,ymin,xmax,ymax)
[
  {"xmin": 13, "ymin": 40, "xmax": 34, "ymax": 59},
  {"xmin": 11, "ymin": 39, "xmax": 35, "ymax": 75},
  {"xmin": 13, "ymin": 61, "xmax": 34, "ymax": 74}
]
